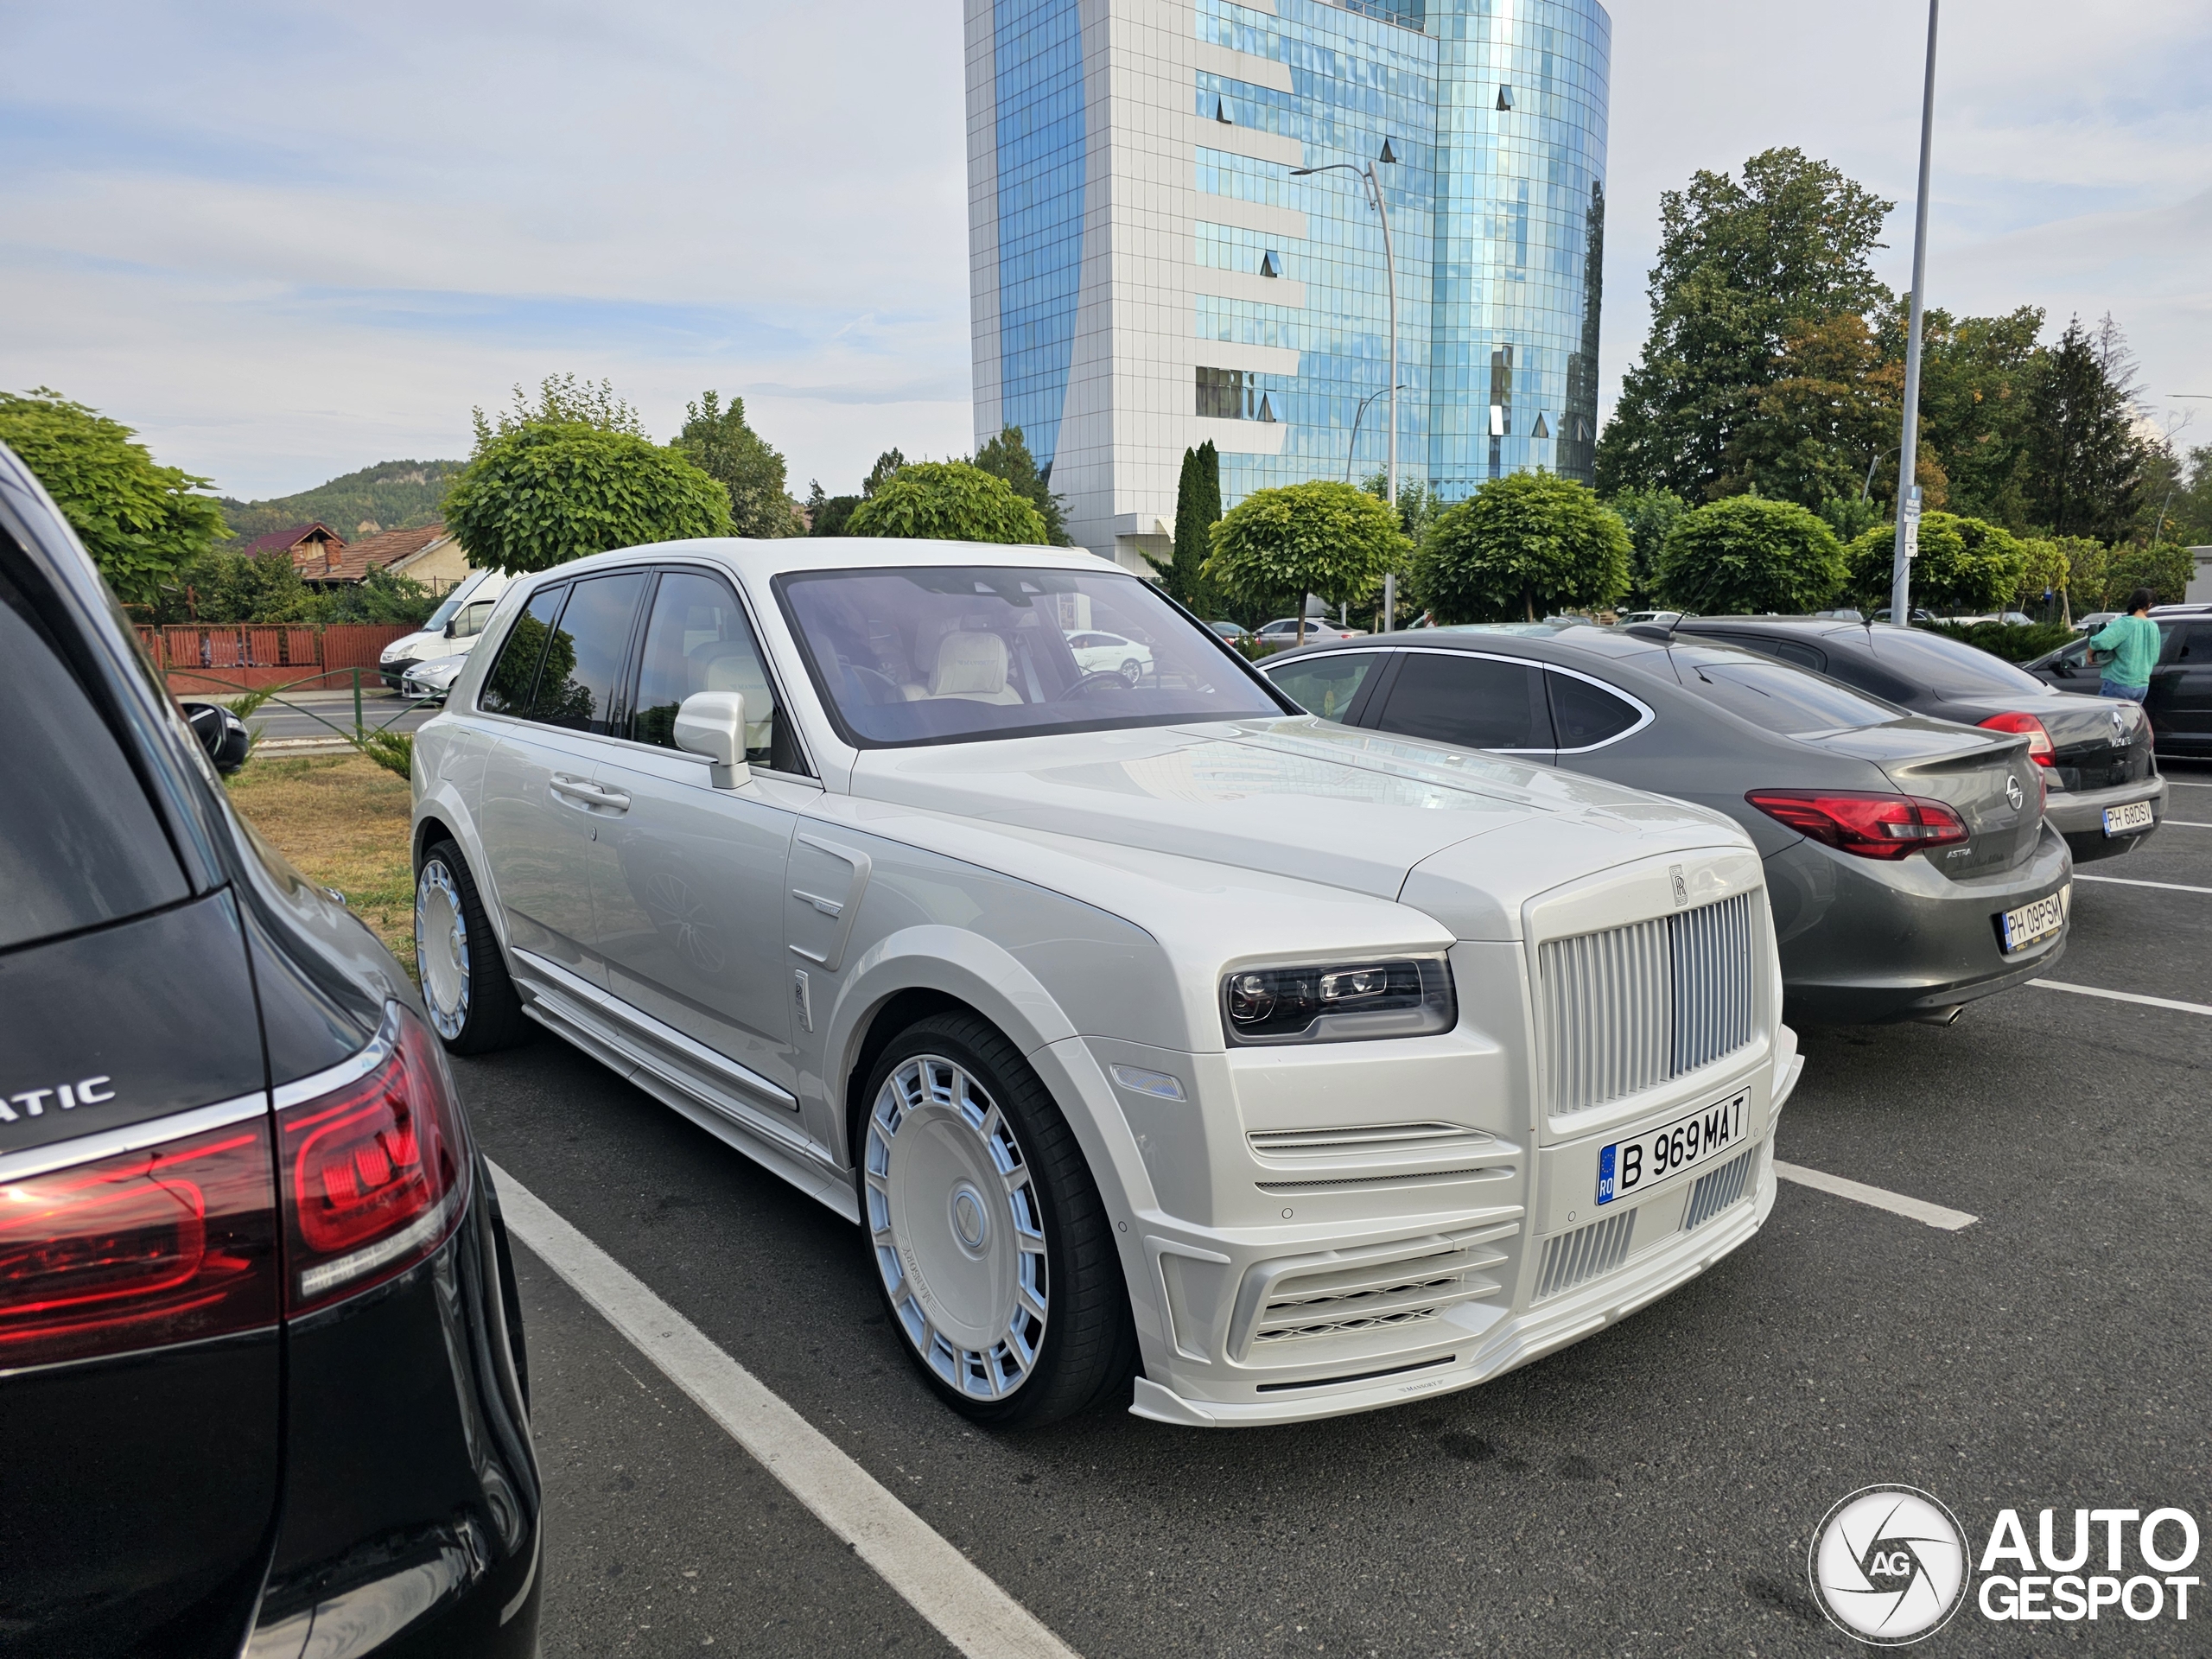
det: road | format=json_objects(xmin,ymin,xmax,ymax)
[
  {"xmin": 244, "ymin": 687, "xmax": 439, "ymax": 745},
  {"xmin": 449, "ymin": 759, "xmax": 2212, "ymax": 1657}
]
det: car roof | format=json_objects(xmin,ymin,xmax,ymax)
[
  {"xmin": 1262, "ymin": 621, "xmax": 1681, "ymax": 675},
  {"xmin": 521, "ymin": 536, "xmax": 1108, "ymax": 591}
]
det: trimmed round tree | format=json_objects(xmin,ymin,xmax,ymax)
[
  {"xmin": 1203, "ymin": 480, "xmax": 1407, "ymax": 639},
  {"xmin": 1654, "ymin": 496, "xmax": 1845, "ymax": 615},
  {"xmin": 1840, "ymin": 512, "xmax": 2025, "ymax": 614},
  {"xmin": 845, "ymin": 461, "xmax": 1051, "ymax": 544},
  {"xmin": 1412, "ymin": 472, "xmax": 1630, "ymax": 624},
  {"xmin": 444, "ymin": 421, "xmax": 733, "ymax": 575}
]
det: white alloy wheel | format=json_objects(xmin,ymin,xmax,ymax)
[
  {"xmin": 1119, "ymin": 658, "xmax": 1142, "ymax": 685},
  {"xmin": 416, "ymin": 857, "xmax": 471, "ymax": 1040},
  {"xmin": 865, "ymin": 1054, "xmax": 1049, "ymax": 1401}
]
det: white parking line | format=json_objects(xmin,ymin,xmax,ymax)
[
  {"xmin": 2031, "ymin": 980, "xmax": 2212, "ymax": 1017},
  {"xmin": 2075, "ymin": 874, "xmax": 2212, "ymax": 895},
  {"xmin": 1772, "ymin": 1161, "xmax": 1979, "ymax": 1230},
  {"xmin": 2166, "ymin": 779, "xmax": 2212, "ymax": 788},
  {"xmin": 2161, "ymin": 820, "xmax": 2212, "ymax": 829},
  {"xmin": 489, "ymin": 1163, "xmax": 1082, "ymax": 1659}
]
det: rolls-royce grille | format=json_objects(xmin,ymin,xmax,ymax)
[{"xmin": 1537, "ymin": 892, "xmax": 1758, "ymax": 1116}]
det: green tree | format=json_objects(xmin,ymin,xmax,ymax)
[
  {"xmin": 973, "ymin": 426, "xmax": 1070, "ymax": 544},
  {"xmin": 2024, "ymin": 315, "xmax": 2152, "ymax": 541},
  {"xmin": 845, "ymin": 461, "xmax": 1050, "ymax": 543},
  {"xmin": 863, "ymin": 449, "xmax": 907, "ymax": 497},
  {"xmin": 1842, "ymin": 512, "xmax": 2026, "ymax": 613},
  {"xmin": 1605, "ymin": 486, "xmax": 1688, "ymax": 605},
  {"xmin": 0, "ymin": 387, "xmax": 228, "ymax": 607},
  {"xmin": 443, "ymin": 378, "xmax": 732, "ymax": 575},
  {"xmin": 804, "ymin": 480, "xmax": 864, "ymax": 537},
  {"xmin": 1205, "ymin": 480, "xmax": 1407, "ymax": 641},
  {"xmin": 1148, "ymin": 442, "xmax": 1222, "ymax": 616},
  {"xmin": 1652, "ymin": 496, "xmax": 1845, "ymax": 615},
  {"xmin": 1889, "ymin": 304, "xmax": 2044, "ymax": 527},
  {"xmin": 670, "ymin": 391, "xmax": 803, "ymax": 537},
  {"xmin": 1596, "ymin": 149, "xmax": 1894, "ymax": 502},
  {"xmin": 1412, "ymin": 472, "xmax": 1630, "ymax": 624},
  {"xmin": 2102, "ymin": 543, "xmax": 2195, "ymax": 607}
]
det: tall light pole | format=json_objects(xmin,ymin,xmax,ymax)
[
  {"xmin": 1344, "ymin": 385, "xmax": 1391, "ymax": 481},
  {"xmin": 1294, "ymin": 147, "xmax": 1399, "ymax": 628},
  {"xmin": 1890, "ymin": 0, "xmax": 1940, "ymax": 626}
]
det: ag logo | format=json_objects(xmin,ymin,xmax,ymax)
[
  {"xmin": 2005, "ymin": 774, "xmax": 2024, "ymax": 811},
  {"xmin": 1808, "ymin": 1484, "xmax": 1968, "ymax": 1645}
]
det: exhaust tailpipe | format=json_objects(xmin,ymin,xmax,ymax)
[{"xmin": 1908, "ymin": 1006, "xmax": 1964, "ymax": 1027}]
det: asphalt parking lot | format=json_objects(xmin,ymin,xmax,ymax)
[{"xmin": 452, "ymin": 759, "xmax": 2212, "ymax": 1658}]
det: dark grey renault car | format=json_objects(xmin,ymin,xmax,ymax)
[
  {"xmin": 0, "ymin": 444, "xmax": 540, "ymax": 1656},
  {"xmin": 1263, "ymin": 625, "xmax": 2071, "ymax": 1025},
  {"xmin": 1670, "ymin": 617, "xmax": 2166, "ymax": 861}
]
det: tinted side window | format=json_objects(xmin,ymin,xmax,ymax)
[
  {"xmin": 2171, "ymin": 623, "xmax": 2212, "ymax": 663},
  {"xmin": 1268, "ymin": 652, "xmax": 1380, "ymax": 723},
  {"xmin": 531, "ymin": 573, "xmax": 648, "ymax": 734},
  {"xmin": 1548, "ymin": 672, "xmax": 1643, "ymax": 747},
  {"xmin": 0, "ymin": 566, "xmax": 188, "ymax": 950},
  {"xmin": 1808, "ymin": 641, "xmax": 1918, "ymax": 703},
  {"xmin": 632, "ymin": 570, "xmax": 803, "ymax": 772},
  {"xmin": 1763, "ymin": 639, "xmax": 1826, "ymax": 671},
  {"xmin": 479, "ymin": 585, "xmax": 566, "ymax": 716},
  {"xmin": 1375, "ymin": 653, "xmax": 1552, "ymax": 750},
  {"xmin": 1673, "ymin": 652, "xmax": 1903, "ymax": 734},
  {"xmin": 1865, "ymin": 627, "xmax": 2047, "ymax": 696}
]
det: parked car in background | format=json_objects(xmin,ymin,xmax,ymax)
[
  {"xmin": 1264, "ymin": 624, "xmax": 2075, "ymax": 1026},
  {"xmin": 1618, "ymin": 610, "xmax": 1683, "ymax": 627},
  {"xmin": 1205, "ymin": 620, "xmax": 1254, "ymax": 646},
  {"xmin": 412, "ymin": 537, "xmax": 1798, "ymax": 1428},
  {"xmin": 1255, "ymin": 615, "xmax": 1363, "ymax": 644},
  {"xmin": 379, "ymin": 566, "xmax": 516, "ymax": 689},
  {"xmin": 2025, "ymin": 605, "xmax": 2212, "ymax": 760},
  {"xmin": 0, "ymin": 443, "xmax": 540, "ymax": 1657},
  {"xmin": 1063, "ymin": 626, "xmax": 1154, "ymax": 683},
  {"xmin": 402, "ymin": 650, "xmax": 469, "ymax": 702},
  {"xmin": 2072, "ymin": 612, "xmax": 2118, "ymax": 635},
  {"xmin": 1669, "ymin": 618, "xmax": 2166, "ymax": 864}
]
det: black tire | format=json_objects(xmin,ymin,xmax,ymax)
[
  {"xmin": 415, "ymin": 839, "xmax": 532, "ymax": 1054},
  {"xmin": 855, "ymin": 1013, "xmax": 1135, "ymax": 1427}
]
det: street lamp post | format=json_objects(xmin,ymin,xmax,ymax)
[
  {"xmin": 1344, "ymin": 386, "xmax": 1391, "ymax": 482},
  {"xmin": 1294, "ymin": 150, "xmax": 1399, "ymax": 629},
  {"xmin": 1890, "ymin": 0, "xmax": 1940, "ymax": 626}
]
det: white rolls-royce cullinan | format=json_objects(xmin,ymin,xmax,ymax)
[{"xmin": 410, "ymin": 538, "xmax": 1803, "ymax": 1427}]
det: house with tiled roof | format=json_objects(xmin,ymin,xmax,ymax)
[
  {"xmin": 239, "ymin": 522, "xmax": 344, "ymax": 567},
  {"xmin": 295, "ymin": 523, "xmax": 470, "ymax": 589}
]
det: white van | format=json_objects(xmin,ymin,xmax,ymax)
[{"xmin": 378, "ymin": 568, "xmax": 515, "ymax": 690}]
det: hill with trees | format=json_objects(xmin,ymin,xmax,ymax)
[{"xmin": 219, "ymin": 459, "xmax": 464, "ymax": 545}]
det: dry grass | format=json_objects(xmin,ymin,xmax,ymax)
[{"xmin": 226, "ymin": 753, "xmax": 416, "ymax": 971}]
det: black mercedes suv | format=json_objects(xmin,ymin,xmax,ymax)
[{"xmin": 0, "ymin": 442, "xmax": 541, "ymax": 1656}]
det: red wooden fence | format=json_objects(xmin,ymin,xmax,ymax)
[{"xmin": 138, "ymin": 624, "xmax": 415, "ymax": 692}]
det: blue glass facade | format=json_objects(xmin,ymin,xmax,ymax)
[
  {"xmin": 1192, "ymin": 0, "xmax": 1609, "ymax": 507},
  {"xmin": 967, "ymin": 0, "xmax": 1608, "ymax": 562},
  {"xmin": 991, "ymin": 0, "xmax": 1087, "ymax": 478}
]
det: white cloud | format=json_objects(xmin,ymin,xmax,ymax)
[{"xmin": 1, "ymin": 1, "xmax": 2204, "ymax": 500}]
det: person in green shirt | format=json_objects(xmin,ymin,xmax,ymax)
[{"xmin": 2089, "ymin": 588, "xmax": 2160, "ymax": 702}]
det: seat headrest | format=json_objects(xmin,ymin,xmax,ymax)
[{"xmin": 930, "ymin": 631, "xmax": 1009, "ymax": 697}]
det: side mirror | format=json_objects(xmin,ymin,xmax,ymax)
[
  {"xmin": 674, "ymin": 691, "xmax": 750, "ymax": 788},
  {"xmin": 442, "ymin": 620, "xmax": 457, "ymax": 638},
  {"xmin": 181, "ymin": 702, "xmax": 251, "ymax": 775}
]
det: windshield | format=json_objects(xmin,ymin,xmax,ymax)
[
  {"xmin": 1669, "ymin": 645, "xmax": 1905, "ymax": 734},
  {"xmin": 1866, "ymin": 627, "xmax": 2048, "ymax": 696},
  {"xmin": 776, "ymin": 565, "xmax": 1284, "ymax": 747},
  {"xmin": 423, "ymin": 569, "xmax": 490, "ymax": 632}
]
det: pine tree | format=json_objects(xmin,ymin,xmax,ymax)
[{"xmin": 1149, "ymin": 442, "xmax": 1222, "ymax": 616}]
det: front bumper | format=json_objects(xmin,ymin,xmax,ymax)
[
  {"xmin": 1770, "ymin": 821, "xmax": 2073, "ymax": 1025},
  {"xmin": 1118, "ymin": 1032, "xmax": 1801, "ymax": 1428},
  {"xmin": 2044, "ymin": 773, "xmax": 2166, "ymax": 863}
]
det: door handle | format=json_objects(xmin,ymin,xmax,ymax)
[{"xmin": 549, "ymin": 775, "xmax": 630, "ymax": 812}]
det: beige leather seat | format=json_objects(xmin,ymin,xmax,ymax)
[
  {"xmin": 900, "ymin": 630, "xmax": 1023, "ymax": 705},
  {"xmin": 692, "ymin": 641, "xmax": 776, "ymax": 750}
]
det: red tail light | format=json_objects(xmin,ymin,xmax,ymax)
[
  {"xmin": 0, "ymin": 1119, "xmax": 279, "ymax": 1370},
  {"xmin": 1977, "ymin": 711, "xmax": 2055, "ymax": 766},
  {"xmin": 278, "ymin": 1005, "xmax": 470, "ymax": 1313},
  {"xmin": 1746, "ymin": 790, "xmax": 1970, "ymax": 860}
]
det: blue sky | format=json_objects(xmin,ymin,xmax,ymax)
[{"xmin": 3, "ymin": 0, "xmax": 2207, "ymax": 503}]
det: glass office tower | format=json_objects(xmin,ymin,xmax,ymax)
[{"xmin": 966, "ymin": 0, "xmax": 1609, "ymax": 571}]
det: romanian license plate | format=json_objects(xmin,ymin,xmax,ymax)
[
  {"xmin": 2103, "ymin": 800, "xmax": 2155, "ymax": 836},
  {"xmin": 1597, "ymin": 1090, "xmax": 1749, "ymax": 1206},
  {"xmin": 1999, "ymin": 888, "xmax": 2067, "ymax": 953}
]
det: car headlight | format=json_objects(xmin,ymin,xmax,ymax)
[{"xmin": 1219, "ymin": 957, "xmax": 1456, "ymax": 1046}]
